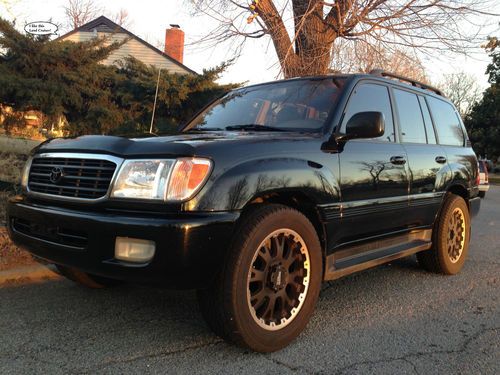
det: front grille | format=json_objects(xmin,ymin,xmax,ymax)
[
  {"xmin": 28, "ymin": 156, "xmax": 117, "ymax": 199},
  {"xmin": 12, "ymin": 218, "xmax": 88, "ymax": 249}
]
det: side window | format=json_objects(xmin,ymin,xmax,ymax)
[
  {"xmin": 427, "ymin": 97, "xmax": 464, "ymax": 146},
  {"xmin": 418, "ymin": 96, "xmax": 437, "ymax": 144},
  {"xmin": 393, "ymin": 89, "xmax": 427, "ymax": 143},
  {"xmin": 341, "ymin": 83, "xmax": 395, "ymax": 142}
]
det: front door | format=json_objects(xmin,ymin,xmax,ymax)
[{"xmin": 336, "ymin": 82, "xmax": 410, "ymax": 246}]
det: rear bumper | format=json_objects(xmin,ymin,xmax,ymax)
[
  {"xmin": 7, "ymin": 196, "xmax": 239, "ymax": 289},
  {"xmin": 469, "ymin": 196, "xmax": 481, "ymax": 218},
  {"xmin": 479, "ymin": 184, "xmax": 490, "ymax": 192}
]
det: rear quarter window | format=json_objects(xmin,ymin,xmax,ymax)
[{"xmin": 427, "ymin": 97, "xmax": 464, "ymax": 146}]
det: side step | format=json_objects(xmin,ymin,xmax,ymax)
[{"xmin": 324, "ymin": 229, "xmax": 432, "ymax": 281}]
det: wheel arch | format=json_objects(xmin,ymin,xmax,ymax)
[
  {"xmin": 241, "ymin": 191, "xmax": 328, "ymax": 263},
  {"xmin": 447, "ymin": 184, "xmax": 468, "ymax": 201}
]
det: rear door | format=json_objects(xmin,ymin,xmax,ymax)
[
  {"xmin": 336, "ymin": 82, "xmax": 410, "ymax": 246},
  {"xmin": 426, "ymin": 96, "xmax": 477, "ymax": 194},
  {"xmin": 391, "ymin": 88, "xmax": 451, "ymax": 228}
]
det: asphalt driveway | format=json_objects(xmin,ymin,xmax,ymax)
[{"xmin": 1, "ymin": 187, "xmax": 499, "ymax": 374}]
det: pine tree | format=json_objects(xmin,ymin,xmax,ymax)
[
  {"xmin": 465, "ymin": 37, "xmax": 500, "ymax": 161},
  {"xmin": 0, "ymin": 17, "xmax": 235, "ymax": 137}
]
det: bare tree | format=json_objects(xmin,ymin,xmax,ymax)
[
  {"xmin": 110, "ymin": 9, "xmax": 131, "ymax": 28},
  {"xmin": 63, "ymin": 0, "xmax": 102, "ymax": 29},
  {"xmin": 189, "ymin": 0, "xmax": 495, "ymax": 78},
  {"xmin": 439, "ymin": 72, "xmax": 483, "ymax": 118},
  {"xmin": 0, "ymin": 0, "xmax": 18, "ymax": 18},
  {"xmin": 330, "ymin": 40, "xmax": 428, "ymax": 83}
]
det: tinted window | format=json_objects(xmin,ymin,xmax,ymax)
[
  {"xmin": 427, "ymin": 97, "xmax": 464, "ymax": 146},
  {"xmin": 418, "ymin": 96, "xmax": 437, "ymax": 144},
  {"xmin": 341, "ymin": 83, "xmax": 395, "ymax": 142},
  {"xmin": 187, "ymin": 78, "xmax": 345, "ymax": 132},
  {"xmin": 394, "ymin": 89, "xmax": 427, "ymax": 143}
]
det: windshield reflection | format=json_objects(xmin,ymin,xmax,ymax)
[{"xmin": 185, "ymin": 78, "xmax": 345, "ymax": 133}]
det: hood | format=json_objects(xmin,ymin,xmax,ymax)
[{"xmin": 34, "ymin": 131, "xmax": 324, "ymax": 159}]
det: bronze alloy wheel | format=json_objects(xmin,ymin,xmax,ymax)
[
  {"xmin": 197, "ymin": 204, "xmax": 322, "ymax": 352},
  {"xmin": 447, "ymin": 207, "xmax": 466, "ymax": 263},
  {"xmin": 417, "ymin": 193, "xmax": 470, "ymax": 275},
  {"xmin": 246, "ymin": 228, "xmax": 310, "ymax": 331}
]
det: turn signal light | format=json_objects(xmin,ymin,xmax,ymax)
[{"xmin": 166, "ymin": 158, "xmax": 212, "ymax": 201}]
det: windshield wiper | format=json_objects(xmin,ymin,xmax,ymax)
[
  {"xmin": 225, "ymin": 124, "xmax": 285, "ymax": 132},
  {"xmin": 188, "ymin": 127, "xmax": 225, "ymax": 131}
]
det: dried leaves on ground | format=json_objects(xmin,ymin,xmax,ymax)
[
  {"xmin": 0, "ymin": 227, "xmax": 35, "ymax": 271},
  {"xmin": 0, "ymin": 152, "xmax": 26, "ymax": 225}
]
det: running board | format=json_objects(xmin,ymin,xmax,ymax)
[{"xmin": 324, "ymin": 230, "xmax": 432, "ymax": 281}]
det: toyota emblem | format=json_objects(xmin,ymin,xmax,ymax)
[{"xmin": 49, "ymin": 167, "xmax": 64, "ymax": 184}]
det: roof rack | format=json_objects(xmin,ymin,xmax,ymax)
[{"xmin": 369, "ymin": 69, "xmax": 444, "ymax": 97}]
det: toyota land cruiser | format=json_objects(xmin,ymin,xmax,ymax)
[{"xmin": 7, "ymin": 70, "xmax": 481, "ymax": 352}]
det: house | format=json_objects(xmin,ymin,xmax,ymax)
[
  {"xmin": 58, "ymin": 15, "xmax": 196, "ymax": 75},
  {"xmin": 1, "ymin": 16, "xmax": 196, "ymax": 138}
]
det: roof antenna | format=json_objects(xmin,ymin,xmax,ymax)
[{"xmin": 149, "ymin": 68, "xmax": 162, "ymax": 134}]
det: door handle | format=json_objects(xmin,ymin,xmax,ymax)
[
  {"xmin": 390, "ymin": 156, "xmax": 406, "ymax": 165},
  {"xmin": 435, "ymin": 156, "xmax": 447, "ymax": 164}
]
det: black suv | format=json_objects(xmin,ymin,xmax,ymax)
[{"xmin": 7, "ymin": 70, "xmax": 481, "ymax": 352}]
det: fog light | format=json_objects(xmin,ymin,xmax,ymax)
[{"xmin": 115, "ymin": 237, "xmax": 155, "ymax": 263}]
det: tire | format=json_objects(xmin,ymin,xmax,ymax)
[
  {"xmin": 478, "ymin": 191, "xmax": 485, "ymax": 198},
  {"xmin": 417, "ymin": 193, "xmax": 470, "ymax": 275},
  {"xmin": 55, "ymin": 264, "xmax": 123, "ymax": 289},
  {"xmin": 197, "ymin": 204, "xmax": 323, "ymax": 352}
]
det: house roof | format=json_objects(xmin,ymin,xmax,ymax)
[{"xmin": 58, "ymin": 15, "xmax": 197, "ymax": 75}]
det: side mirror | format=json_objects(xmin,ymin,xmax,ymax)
[{"xmin": 342, "ymin": 111, "xmax": 385, "ymax": 140}]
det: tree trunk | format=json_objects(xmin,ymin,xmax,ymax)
[{"xmin": 258, "ymin": 0, "xmax": 336, "ymax": 78}]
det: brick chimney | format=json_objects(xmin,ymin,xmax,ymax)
[{"xmin": 164, "ymin": 24, "xmax": 184, "ymax": 64}]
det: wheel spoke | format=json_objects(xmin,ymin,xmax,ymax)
[
  {"xmin": 271, "ymin": 234, "xmax": 285, "ymax": 259},
  {"xmin": 251, "ymin": 287, "xmax": 267, "ymax": 308},
  {"xmin": 262, "ymin": 294, "xmax": 277, "ymax": 320},
  {"xmin": 259, "ymin": 244, "xmax": 272, "ymax": 263},
  {"xmin": 283, "ymin": 251, "xmax": 300, "ymax": 269},
  {"xmin": 250, "ymin": 268, "xmax": 266, "ymax": 282}
]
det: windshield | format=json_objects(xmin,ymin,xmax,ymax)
[{"xmin": 185, "ymin": 78, "xmax": 345, "ymax": 132}]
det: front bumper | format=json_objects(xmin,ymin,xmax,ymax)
[{"xmin": 7, "ymin": 196, "xmax": 239, "ymax": 289}]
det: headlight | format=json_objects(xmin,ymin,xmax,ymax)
[
  {"xmin": 111, "ymin": 157, "xmax": 212, "ymax": 201},
  {"xmin": 21, "ymin": 156, "xmax": 33, "ymax": 188}
]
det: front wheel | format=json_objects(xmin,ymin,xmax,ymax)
[
  {"xmin": 417, "ymin": 193, "xmax": 470, "ymax": 275},
  {"xmin": 197, "ymin": 204, "xmax": 322, "ymax": 352}
]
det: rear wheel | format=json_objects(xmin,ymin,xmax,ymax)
[
  {"xmin": 197, "ymin": 204, "xmax": 322, "ymax": 352},
  {"xmin": 55, "ymin": 265, "xmax": 123, "ymax": 288},
  {"xmin": 417, "ymin": 194, "xmax": 470, "ymax": 275}
]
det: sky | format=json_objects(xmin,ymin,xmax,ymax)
[{"xmin": 2, "ymin": 0, "xmax": 500, "ymax": 89}]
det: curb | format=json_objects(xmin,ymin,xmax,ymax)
[{"xmin": 0, "ymin": 264, "xmax": 60, "ymax": 285}]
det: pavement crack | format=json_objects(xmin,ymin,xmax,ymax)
[
  {"xmin": 266, "ymin": 357, "xmax": 321, "ymax": 374},
  {"xmin": 332, "ymin": 326, "xmax": 499, "ymax": 375},
  {"xmin": 76, "ymin": 339, "xmax": 224, "ymax": 373}
]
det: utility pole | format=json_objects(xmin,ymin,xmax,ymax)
[{"xmin": 149, "ymin": 68, "xmax": 162, "ymax": 134}]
